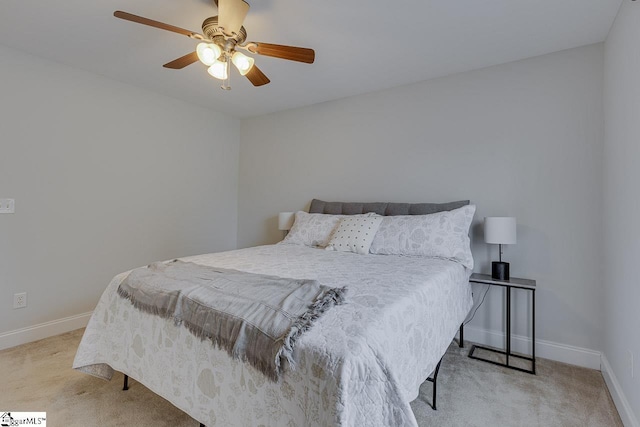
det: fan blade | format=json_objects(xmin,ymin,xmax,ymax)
[
  {"xmin": 218, "ymin": 0, "xmax": 250, "ymax": 36},
  {"xmin": 247, "ymin": 43, "xmax": 315, "ymax": 64},
  {"xmin": 245, "ymin": 65, "xmax": 270, "ymax": 86},
  {"xmin": 163, "ymin": 52, "xmax": 199, "ymax": 69},
  {"xmin": 114, "ymin": 11, "xmax": 200, "ymax": 38}
]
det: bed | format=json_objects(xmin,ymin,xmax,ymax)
[{"xmin": 73, "ymin": 199, "xmax": 475, "ymax": 427}]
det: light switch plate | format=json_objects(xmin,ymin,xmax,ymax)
[{"xmin": 0, "ymin": 199, "xmax": 15, "ymax": 214}]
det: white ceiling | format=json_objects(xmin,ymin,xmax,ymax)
[{"xmin": 0, "ymin": 0, "xmax": 623, "ymax": 118}]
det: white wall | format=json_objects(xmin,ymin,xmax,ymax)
[
  {"xmin": 239, "ymin": 44, "xmax": 604, "ymax": 353},
  {"xmin": 603, "ymin": 1, "xmax": 640, "ymax": 424},
  {"xmin": 0, "ymin": 45, "xmax": 240, "ymax": 335}
]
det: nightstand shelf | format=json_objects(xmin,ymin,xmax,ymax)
[{"xmin": 468, "ymin": 273, "xmax": 536, "ymax": 375}]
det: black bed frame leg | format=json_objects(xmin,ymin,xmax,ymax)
[
  {"xmin": 123, "ymin": 373, "xmax": 205, "ymax": 425},
  {"xmin": 426, "ymin": 356, "xmax": 443, "ymax": 410},
  {"xmin": 122, "ymin": 373, "xmax": 205, "ymax": 426},
  {"xmin": 459, "ymin": 323, "xmax": 464, "ymax": 348}
]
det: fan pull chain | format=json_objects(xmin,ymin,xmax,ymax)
[{"xmin": 221, "ymin": 54, "xmax": 232, "ymax": 90}]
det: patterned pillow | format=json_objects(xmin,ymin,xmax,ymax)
[
  {"xmin": 326, "ymin": 215, "xmax": 384, "ymax": 255},
  {"xmin": 280, "ymin": 211, "xmax": 343, "ymax": 248},
  {"xmin": 369, "ymin": 205, "xmax": 476, "ymax": 269}
]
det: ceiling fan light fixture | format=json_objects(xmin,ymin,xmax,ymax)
[
  {"xmin": 231, "ymin": 51, "xmax": 255, "ymax": 75},
  {"xmin": 208, "ymin": 60, "xmax": 228, "ymax": 80},
  {"xmin": 196, "ymin": 42, "xmax": 222, "ymax": 66},
  {"xmin": 113, "ymin": 3, "xmax": 315, "ymax": 88}
]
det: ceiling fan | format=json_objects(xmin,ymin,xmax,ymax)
[{"xmin": 114, "ymin": 0, "xmax": 315, "ymax": 90}]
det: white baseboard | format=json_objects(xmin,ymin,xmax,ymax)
[
  {"xmin": 458, "ymin": 324, "xmax": 602, "ymax": 370},
  {"xmin": 0, "ymin": 311, "xmax": 93, "ymax": 351},
  {"xmin": 601, "ymin": 354, "xmax": 640, "ymax": 427}
]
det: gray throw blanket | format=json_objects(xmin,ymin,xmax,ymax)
[{"xmin": 117, "ymin": 260, "xmax": 346, "ymax": 382}]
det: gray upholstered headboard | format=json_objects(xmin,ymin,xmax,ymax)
[{"xmin": 308, "ymin": 199, "xmax": 469, "ymax": 216}]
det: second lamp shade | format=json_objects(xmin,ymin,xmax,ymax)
[
  {"xmin": 484, "ymin": 217, "xmax": 517, "ymax": 244},
  {"xmin": 278, "ymin": 212, "xmax": 295, "ymax": 231}
]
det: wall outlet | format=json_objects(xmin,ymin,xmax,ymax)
[
  {"xmin": 13, "ymin": 292, "xmax": 27, "ymax": 309},
  {"xmin": 0, "ymin": 199, "xmax": 15, "ymax": 214}
]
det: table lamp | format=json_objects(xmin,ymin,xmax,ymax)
[
  {"xmin": 278, "ymin": 212, "xmax": 295, "ymax": 237},
  {"xmin": 484, "ymin": 217, "xmax": 517, "ymax": 280}
]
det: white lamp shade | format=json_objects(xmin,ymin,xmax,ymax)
[
  {"xmin": 208, "ymin": 61, "xmax": 228, "ymax": 80},
  {"xmin": 484, "ymin": 217, "xmax": 517, "ymax": 244},
  {"xmin": 278, "ymin": 212, "xmax": 295, "ymax": 231},
  {"xmin": 196, "ymin": 43, "xmax": 222, "ymax": 66},
  {"xmin": 231, "ymin": 51, "xmax": 255, "ymax": 75}
]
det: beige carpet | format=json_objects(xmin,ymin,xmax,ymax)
[{"xmin": 0, "ymin": 329, "xmax": 623, "ymax": 426}]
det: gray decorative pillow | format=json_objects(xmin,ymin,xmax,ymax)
[
  {"xmin": 326, "ymin": 215, "xmax": 384, "ymax": 255},
  {"xmin": 369, "ymin": 205, "xmax": 476, "ymax": 269}
]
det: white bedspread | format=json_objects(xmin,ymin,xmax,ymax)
[{"xmin": 73, "ymin": 244, "xmax": 473, "ymax": 427}]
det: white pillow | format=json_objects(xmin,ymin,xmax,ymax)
[
  {"xmin": 280, "ymin": 211, "xmax": 343, "ymax": 248},
  {"xmin": 369, "ymin": 205, "xmax": 476, "ymax": 269},
  {"xmin": 326, "ymin": 215, "xmax": 383, "ymax": 255}
]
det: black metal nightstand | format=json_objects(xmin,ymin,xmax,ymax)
[{"xmin": 468, "ymin": 273, "xmax": 537, "ymax": 374}]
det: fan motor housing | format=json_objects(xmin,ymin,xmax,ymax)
[{"xmin": 202, "ymin": 16, "xmax": 247, "ymax": 44}]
